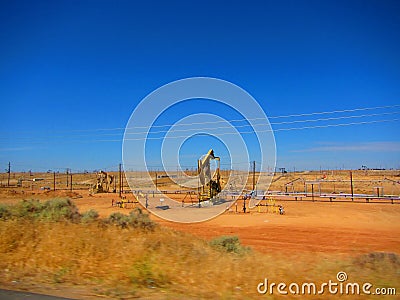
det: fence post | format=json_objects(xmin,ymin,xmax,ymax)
[{"xmin": 350, "ymin": 171, "xmax": 354, "ymax": 201}]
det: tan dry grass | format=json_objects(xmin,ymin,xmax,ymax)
[{"xmin": 0, "ymin": 218, "xmax": 398, "ymax": 299}]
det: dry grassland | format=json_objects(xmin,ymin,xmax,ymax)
[{"xmin": 0, "ymin": 170, "xmax": 399, "ymax": 299}]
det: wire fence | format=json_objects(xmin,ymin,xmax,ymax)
[{"xmin": 1, "ymin": 168, "xmax": 399, "ymax": 204}]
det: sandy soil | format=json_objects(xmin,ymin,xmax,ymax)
[
  {"xmin": 157, "ymin": 201, "xmax": 400, "ymax": 255},
  {"xmin": 1, "ymin": 187, "xmax": 399, "ymax": 256}
]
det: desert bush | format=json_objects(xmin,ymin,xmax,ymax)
[
  {"xmin": 2, "ymin": 199, "xmax": 155, "ymax": 230},
  {"xmin": 39, "ymin": 198, "xmax": 80, "ymax": 222},
  {"xmin": 7, "ymin": 198, "xmax": 80, "ymax": 222},
  {"xmin": 107, "ymin": 208, "xmax": 156, "ymax": 230},
  {"xmin": 128, "ymin": 208, "xmax": 156, "ymax": 230},
  {"xmin": 210, "ymin": 235, "xmax": 250, "ymax": 254},
  {"xmin": 81, "ymin": 209, "xmax": 99, "ymax": 223},
  {"xmin": 0, "ymin": 204, "xmax": 12, "ymax": 220},
  {"xmin": 108, "ymin": 212, "xmax": 130, "ymax": 228},
  {"xmin": 13, "ymin": 199, "xmax": 44, "ymax": 219},
  {"xmin": 353, "ymin": 252, "xmax": 400, "ymax": 271},
  {"xmin": 129, "ymin": 258, "xmax": 170, "ymax": 288}
]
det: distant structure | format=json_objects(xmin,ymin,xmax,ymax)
[{"xmin": 92, "ymin": 170, "xmax": 115, "ymax": 193}]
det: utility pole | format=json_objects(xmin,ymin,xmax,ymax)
[
  {"xmin": 311, "ymin": 183, "xmax": 314, "ymax": 202},
  {"xmin": 53, "ymin": 172, "xmax": 56, "ymax": 191},
  {"xmin": 7, "ymin": 162, "xmax": 11, "ymax": 187},
  {"xmin": 197, "ymin": 172, "xmax": 200, "ymax": 208},
  {"xmin": 70, "ymin": 173, "xmax": 73, "ymax": 192},
  {"xmin": 252, "ymin": 161, "xmax": 256, "ymax": 192},
  {"xmin": 113, "ymin": 173, "xmax": 116, "ymax": 193},
  {"xmin": 119, "ymin": 163, "xmax": 122, "ymax": 198},
  {"xmin": 66, "ymin": 168, "xmax": 69, "ymax": 187},
  {"xmin": 350, "ymin": 171, "xmax": 354, "ymax": 201},
  {"xmin": 121, "ymin": 166, "xmax": 124, "ymax": 194}
]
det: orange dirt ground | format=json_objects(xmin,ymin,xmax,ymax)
[{"xmin": 1, "ymin": 187, "xmax": 399, "ymax": 256}]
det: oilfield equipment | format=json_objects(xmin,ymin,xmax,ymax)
[
  {"xmin": 255, "ymin": 197, "xmax": 282, "ymax": 214},
  {"xmin": 112, "ymin": 197, "xmax": 138, "ymax": 208},
  {"xmin": 91, "ymin": 170, "xmax": 116, "ymax": 193},
  {"xmin": 197, "ymin": 149, "xmax": 221, "ymax": 202},
  {"xmin": 17, "ymin": 177, "xmax": 33, "ymax": 187},
  {"xmin": 284, "ymin": 177, "xmax": 304, "ymax": 193}
]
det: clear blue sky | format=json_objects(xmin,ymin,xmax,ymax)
[{"xmin": 1, "ymin": 0, "xmax": 399, "ymax": 172}]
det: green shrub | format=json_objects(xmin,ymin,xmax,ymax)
[
  {"xmin": 81, "ymin": 209, "xmax": 99, "ymax": 223},
  {"xmin": 2, "ymin": 199, "xmax": 155, "ymax": 230},
  {"xmin": 210, "ymin": 235, "xmax": 250, "ymax": 254},
  {"xmin": 129, "ymin": 258, "xmax": 170, "ymax": 288},
  {"xmin": 107, "ymin": 208, "xmax": 155, "ymax": 230},
  {"xmin": 353, "ymin": 252, "xmax": 400, "ymax": 271},
  {"xmin": 39, "ymin": 198, "xmax": 80, "ymax": 222},
  {"xmin": 108, "ymin": 212, "xmax": 130, "ymax": 228},
  {"xmin": 10, "ymin": 198, "xmax": 80, "ymax": 222},
  {"xmin": 13, "ymin": 199, "xmax": 44, "ymax": 219},
  {"xmin": 128, "ymin": 208, "xmax": 156, "ymax": 230},
  {"xmin": 0, "ymin": 204, "xmax": 12, "ymax": 220}
]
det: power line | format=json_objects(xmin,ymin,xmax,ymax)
[
  {"xmin": 2, "ymin": 117, "xmax": 399, "ymax": 144},
  {"xmin": 103, "ymin": 118, "xmax": 400, "ymax": 141},
  {"xmin": 1, "ymin": 109, "xmax": 399, "ymax": 141},
  {"xmin": 271, "ymin": 110, "xmax": 400, "ymax": 125},
  {"xmin": 121, "ymin": 110, "xmax": 400, "ymax": 136},
  {"xmin": 1, "ymin": 104, "xmax": 399, "ymax": 135},
  {"xmin": 121, "ymin": 103, "xmax": 400, "ymax": 129},
  {"xmin": 268, "ymin": 104, "xmax": 400, "ymax": 119},
  {"xmin": 273, "ymin": 118, "xmax": 400, "ymax": 132}
]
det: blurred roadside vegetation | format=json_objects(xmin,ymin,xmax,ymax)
[{"xmin": 0, "ymin": 199, "xmax": 398, "ymax": 299}]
